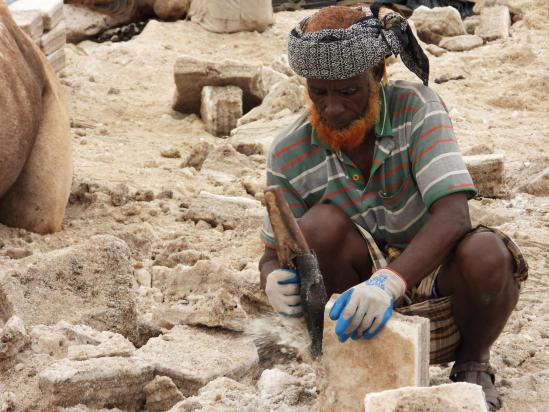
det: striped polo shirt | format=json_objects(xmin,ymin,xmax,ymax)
[{"xmin": 261, "ymin": 80, "xmax": 477, "ymax": 249}]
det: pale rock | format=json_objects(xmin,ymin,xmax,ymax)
[
  {"xmin": 135, "ymin": 325, "xmax": 259, "ymax": 395},
  {"xmin": 475, "ymin": 6, "xmax": 511, "ymax": 41},
  {"xmin": 238, "ymin": 77, "xmax": 306, "ymax": 127},
  {"xmin": 9, "ymin": 0, "xmax": 63, "ymax": 31},
  {"xmin": 39, "ymin": 356, "xmax": 155, "ymax": 409},
  {"xmin": 169, "ymin": 377, "xmax": 259, "ymax": 411},
  {"xmin": 4, "ymin": 247, "xmax": 32, "ymax": 259},
  {"xmin": 40, "ymin": 22, "xmax": 65, "ymax": 55},
  {"xmin": 439, "ymin": 35, "xmax": 484, "ymax": 52},
  {"xmin": 0, "ymin": 392, "xmax": 15, "ymax": 412},
  {"xmin": 519, "ymin": 167, "xmax": 549, "ymax": 196},
  {"xmin": 30, "ymin": 322, "xmax": 135, "ymax": 360},
  {"xmin": 257, "ymin": 367, "xmax": 316, "ymax": 407},
  {"xmin": 0, "ymin": 236, "xmax": 138, "ymax": 343},
  {"xmin": 463, "ymin": 154, "xmax": 505, "ymax": 197},
  {"xmin": 200, "ymin": 86, "xmax": 243, "ymax": 137},
  {"xmin": 134, "ymin": 268, "xmax": 152, "ymax": 287},
  {"xmin": 63, "ymin": 4, "xmax": 132, "ymax": 43},
  {"xmin": 110, "ymin": 183, "xmax": 130, "ymax": 206},
  {"xmin": 47, "ymin": 47, "xmax": 66, "ymax": 73},
  {"xmin": 249, "ymin": 66, "xmax": 288, "ymax": 100},
  {"xmin": 271, "ymin": 54, "xmax": 294, "ymax": 77},
  {"xmin": 151, "ymin": 266, "xmax": 176, "ymax": 289},
  {"xmin": 184, "ymin": 191, "xmax": 263, "ymax": 230},
  {"xmin": 229, "ymin": 111, "xmax": 305, "ymax": 156},
  {"xmin": 144, "ymin": 376, "xmax": 184, "ymax": 412},
  {"xmin": 172, "ymin": 56, "xmax": 261, "ymax": 114},
  {"xmin": 0, "ymin": 316, "xmax": 29, "ymax": 360},
  {"xmin": 464, "ymin": 15, "xmax": 481, "ymax": 35},
  {"xmin": 152, "ymin": 0, "xmax": 190, "ymax": 21},
  {"xmin": 319, "ymin": 296, "xmax": 430, "ymax": 411},
  {"xmin": 425, "ymin": 43, "xmax": 447, "ymax": 57},
  {"xmin": 151, "ymin": 288, "xmax": 248, "ymax": 331},
  {"xmin": 136, "ymin": 286, "xmax": 164, "ymax": 309},
  {"xmin": 409, "ymin": 6, "xmax": 466, "ymax": 45},
  {"xmin": 180, "ymin": 141, "xmax": 211, "ymax": 171},
  {"xmin": 10, "ymin": 9, "xmax": 43, "ymax": 43},
  {"xmin": 117, "ymin": 222, "xmax": 157, "ymax": 261},
  {"xmin": 363, "ymin": 382, "xmax": 488, "ymax": 412},
  {"xmin": 160, "ymin": 148, "xmax": 181, "ymax": 158}
]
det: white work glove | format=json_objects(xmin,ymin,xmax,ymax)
[
  {"xmin": 329, "ymin": 268, "xmax": 407, "ymax": 342},
  {"xmin": 265, "ymin": 269, "xmax": 302, "ymax": 316}
]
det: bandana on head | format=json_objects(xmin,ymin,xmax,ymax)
[{"xmin": 288, "ymin": 5, "xmax": 429, "ymax": 85}]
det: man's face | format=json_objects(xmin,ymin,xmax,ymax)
[{"xmin": 306, "ymin": 72, "xmax": 371, "ymax": 130}]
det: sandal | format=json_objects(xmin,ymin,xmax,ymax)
[{"xmin": 450, "ymin": 361, "xmax": 502, "ymax": 411}]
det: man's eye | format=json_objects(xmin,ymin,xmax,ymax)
[
  {"xmin": 309, "ymin": 88, "xmax": 326, "ymax": 96},
  {"xmin": 340, "ymin": 88, "xmax": 358, "ymax": 96}
]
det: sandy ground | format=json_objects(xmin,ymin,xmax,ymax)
[{"xmin": 0, "ymin": 2, "xmax": 548, "ymax": 411}]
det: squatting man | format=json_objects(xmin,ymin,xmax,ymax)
[{"xmin": 258, "ymin": 5, "xmax": 528, "ymax": 411}]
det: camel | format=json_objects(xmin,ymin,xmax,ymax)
[
  {"xmin": 65, "ymin": 0, "xmax": 191, "ymax": 21},
  {"xmin": 0, "ymin": 2, "xmax": 72, "ymax": 234}
]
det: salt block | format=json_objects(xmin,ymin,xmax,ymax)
[
  {"xmin": 9, "ymin": 0, "xmax": 63, "ymax": 31},
  {"xmin": 10, "ymin": 9, "xmax": 43, "ymax": 43},
  {"xmin": 135, "ymin": 325, "xmax": 259, "ymax": 396},
  {"xmin": 364, "ymin": 382, "xmax": 488, "ymax": 412},
  {"xmin": 319, "ymin": 295, "xmax": 429, "ymax": 412},
  {"xmin": 38, "ymin": 356, "xmax": 155, "ymax": 409},
  {"xmin": 463, "ymin": 154, "xmax": 505, "ymax": 198},
  {"xmin": 200, "ymin": 85, "xmax": 243, "ymax": 137},
  {"xmin": 172, "ymin": 55, "xmax": 261, "ymax": 113},
  {"xmin": 47, "ymin": 47, "xmax": 65, "ymax": 73},
  {"xmin": 40, "ymin": 22, "xmax": 65, "ymax": 55},
  {"xmin": 475, "ymin": 6, "xmax": 511, "ymax": 42}
]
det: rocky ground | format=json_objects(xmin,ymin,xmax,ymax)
[{"xmin": 0, "ymin": 1, "xmax": 548, "ymax": 411}]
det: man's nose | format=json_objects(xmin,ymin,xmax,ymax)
[{"xmin": 323, "ymin": 96, "xmax": 346, "ymax": 125}]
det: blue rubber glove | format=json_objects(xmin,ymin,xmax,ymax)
[
  {"xmin": 329, "ymin": 268, "xmax": 407, "ymax": 342},
  {"xmin": 265, "ymin": 268, "xmax": 302, "ymax": 316}
]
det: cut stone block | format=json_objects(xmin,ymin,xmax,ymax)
[
  {"xmin": 229, "ymin": 111, "xmax": 306, "ymax": 156},
  {"xmin": 0, "ymin": 235, "xmax": 138, "ymax": 343},
  {"xmin": 319, "ymin": 295, "xmax": 430, "ymax": 412},
  {"xmin": 0, "ymin": 316, "xmax": 29, "ymax": 360},
  {"xmin": 439, "ymin": 35, "xmax": 484, "ymax": 52},
  {"xmin": 10, "ymin": 10, "xmax": 43, "ymax": 43},
  {"xmin": 144, "ymin": 376, "xmax": 184, "ymax": 412},
  {"xmin": 173, "ymin": 55, "xmax": 262, "ymax": 114},
  {"xmin": 409, "ymin": 6, "xmax": 465, "ymax": 45},
  {"xmin": 475, "ymin": 6, "xmax": 511, "ymax": 42},
  {"xmin": 38, "ymin": 356, "xmax": 155, "ymax": 409},
  {"xmin": 200, "ymin": 85, "xmax": 243, "ymax": 137},
  {"xmin": 40, "ymin": 22, "xmax": 65, "ymax": 55},
  {"xmin": 364, "ymin": 382, "xmax": 488, "ymax": 412},
  {"xmin": 184, "ymin": 191, "xmax": 263, "ymax": 230},
  {"xmin": 135, "ymin": 325, "xmax": 259, "ymax": 396},
  {"xmin": 47, "ymin": 47, "xmax": 66, "ymax": 73},
  {"xmin": 464, "ymin": 15, "xmax": 481, "ymax": 35},
  {"xmin": 463, "ymin": 154, "xmax": 505, "ymax": 198},
  {"xmin": 9, "ymin": 0, "xmax": 63, "ymax": 31},
  {"xmin": 63, "ymin": 4, "xmax": 132, "ymax": 44}
]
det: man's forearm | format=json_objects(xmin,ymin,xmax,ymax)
[
  {"xmin": 388, "ymin": 192, "xmax": 471, "ymax": 288},
  {"xmin": 259, "ymin": 248, "xmax": 280, "ymax": 291}
]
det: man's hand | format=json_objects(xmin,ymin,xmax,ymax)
[
  {"xmin": 265, "ymin": 269, "xmax": 302, "ymax": 316},
  {"xmin": 329, "ymin": 268, "xmax": 406, "ymax": 341}
]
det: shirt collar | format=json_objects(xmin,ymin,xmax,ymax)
[{"xmin": 311, "ymin": 84, "xmax": 393, "ymax": 148}]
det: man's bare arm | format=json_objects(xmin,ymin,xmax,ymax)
[{"xmin": 388, "ymin": 192, "xmax": 472, "ymax": 287}]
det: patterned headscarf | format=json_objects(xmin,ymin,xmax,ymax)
[{"xmin": 288, "ymin": 5, "xmax": 429, "ymax": 85}]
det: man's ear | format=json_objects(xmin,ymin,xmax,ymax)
[{"xmin": 371, "ymin": 61, "xmax": 385, "ymax": 83}]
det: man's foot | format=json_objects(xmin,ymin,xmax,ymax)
[{"xmin": 450, "ymin": 361, "xmax": 502, "ymax": 411}]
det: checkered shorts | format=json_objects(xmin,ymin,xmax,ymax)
[{"xmin": 356, "ymin": 224, "xmax": 528, "ymax": 364}]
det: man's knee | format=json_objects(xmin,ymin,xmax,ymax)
[
  {"xmin": 454, "ymin": 232, "xmax": 516, "ymax": 296},
  {"xmin": 299, "ymin": 203, "xmax": 355, "ymax": 251}
]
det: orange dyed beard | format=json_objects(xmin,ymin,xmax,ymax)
[{"xmin": 309, "ymin": 80, "xmax": 380, "ymax": 152}]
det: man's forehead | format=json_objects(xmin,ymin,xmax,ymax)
[{"xmin": 307, "ymin": 73, "xmax": 369, "ymax": 88}]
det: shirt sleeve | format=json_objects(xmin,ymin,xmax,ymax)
[
  {"xmin": 261, "ymin": 149, "xmax": 308, "ymax": 248},
  {"xmin": 409, "ymin": 100, "xmax": 477, "ymax": 209}
]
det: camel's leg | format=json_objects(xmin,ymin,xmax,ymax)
[{"xmin": 0, "ymin": 62, "xmax": 72, "ymax": 234}]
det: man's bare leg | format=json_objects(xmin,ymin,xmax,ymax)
[{"xmin": 437, "ymin": 231, "xmax": 519, "ymax": 410}]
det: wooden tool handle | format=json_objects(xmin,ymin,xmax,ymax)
[{"xmin": 264, "ymin": 186, "xmax": 310, "ymax": 268}]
